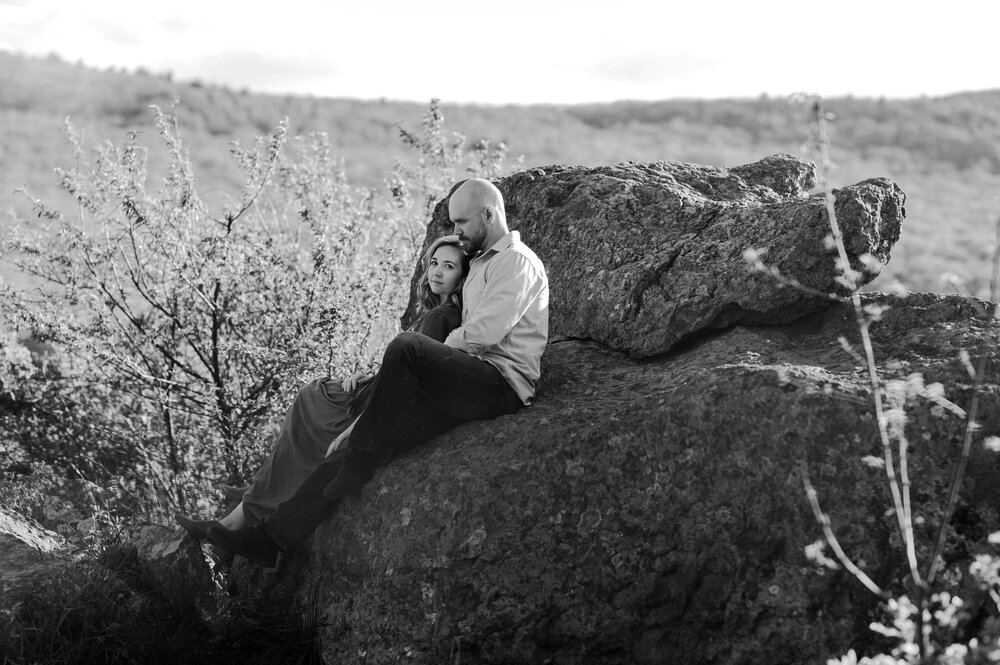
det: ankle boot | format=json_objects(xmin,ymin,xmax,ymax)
[
  {"xmin": 175, "ymin": 514, "xmax": 224, "ymax": 541},
  {"xmin": 206, "ymin": 524, "xmax": 280, "ymax": 569}
]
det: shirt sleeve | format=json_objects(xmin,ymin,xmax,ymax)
[{"xmin": 444, "ymin": 251, "xmax": 544, "ymax": 355}]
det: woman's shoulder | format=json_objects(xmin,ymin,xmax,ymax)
[
  {"xmin": 423, "ymin": 299, "xmax": 459, "ymax": 313},
  {"xmin": 424, "ymin": 301, "xmax": 461, "ymax": 325},
  {"xmin": 410, "ymin": 301, "xmax": 461, "ymax": 341},
  {"xmin": 444, "ymin": 299, "xmax": 462, "ymax": 319},
  {"xmin": 436, "ymin": 300, "xmax": 461, "ymax": 316}
]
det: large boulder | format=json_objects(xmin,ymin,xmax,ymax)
[
  {"xmin": 309, "ymin": 292, "xmax": 999, "ymax": 664},
  {"xmin": 407, "ymin": 155, "xmax": 905, "ymax": 357},
  {"xmin": 105, "ymin": 156, "xmax": 988, "ymax": 662},
  {"xmin": 288, "ymin": 157, "xmax": 997, "ymax": 663}
]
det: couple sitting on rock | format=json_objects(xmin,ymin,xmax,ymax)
[{"xmin": 177, "ymin": 178, "xmax": 550, "ymax": 568}]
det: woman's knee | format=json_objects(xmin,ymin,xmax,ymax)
[{"xmin": 293, "ymin": 378, "xmax": 322, "ymax": 402}]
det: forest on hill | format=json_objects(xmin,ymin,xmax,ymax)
[{"xmin": 2, "ymin": 50, "xmax": 999, "ymax": 294}]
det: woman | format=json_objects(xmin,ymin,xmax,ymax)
[{"xmin": 176, "ymin": 235, "xmax": 470, "ymax": 544}]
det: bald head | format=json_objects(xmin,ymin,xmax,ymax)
[
  {"xmin": 448, "ymin": 178, "xmax": 509, "ymax": 253},
  {"xmin": 449, "ymin": 178, "xmax": 505, "ymax": 218}
]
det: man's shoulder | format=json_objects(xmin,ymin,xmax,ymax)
[{"xmin": 502, "ymin": 234, "xmax": 547, "ymax": 278}]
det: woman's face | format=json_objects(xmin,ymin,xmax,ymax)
[{"xmin": 428, "ymin": 244, "xmax": 465, "ymax": 297}]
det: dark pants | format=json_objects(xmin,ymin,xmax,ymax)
[{"xmin": 264, "ymin": 331, "xmax": 523, "ymax": 551}]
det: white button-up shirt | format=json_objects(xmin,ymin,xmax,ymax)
[{"xmin": 444, "ymin": 231, "xmax": 549, "ymax": 404}]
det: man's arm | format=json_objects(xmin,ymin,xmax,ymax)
[{"xmin": 444, "ymin": 251, "xmax": 545, "ymax": 355}]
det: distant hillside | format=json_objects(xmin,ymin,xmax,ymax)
[{"xmin": 2, "ymin": 50, "xmax": 999, "ymax": 295}]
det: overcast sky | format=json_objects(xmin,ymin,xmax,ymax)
[{"xmin": 1, "ymin": 0, "xmax": 998, "ymax": 104}]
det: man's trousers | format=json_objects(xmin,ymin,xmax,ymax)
[{"xmin": 264, "ymin": 332, "xmax": 523, "ymax": 551}]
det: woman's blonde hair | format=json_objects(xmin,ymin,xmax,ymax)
[{"xmin": 416, "ymin": 235, "xmax": 470, "ymax": 314}]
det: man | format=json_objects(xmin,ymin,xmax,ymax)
[{"xmin": 207, "ymin": 178, "xmax": 549, "ymax": 567}]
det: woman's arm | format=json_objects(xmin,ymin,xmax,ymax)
[{"xmin": 342, "ymin": 372, "xmax": 366, "ymax": 393}]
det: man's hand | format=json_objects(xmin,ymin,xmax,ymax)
[
  {"xmin": 326, "ymin": 418, "xmax": 357, "ymax": 457},
  {"xmin": 342, "ymin": 372, "xmax": 365, "ymax": 393}
]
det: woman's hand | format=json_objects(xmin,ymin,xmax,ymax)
[
  {"xmin": 342, "ymin": 372, "xmax": 365, "ymax": 393},
  {"xmin": 326, "ymin": 418, "xmax": 357, "ymax": 457}
]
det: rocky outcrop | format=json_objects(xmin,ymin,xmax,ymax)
[
  {"xmin": 8, "ymin": 156, "xmax": 991, "ymax": 664},
  {"xmin": 306, "ymin": 292, "xmax": 999, "ymax": 665},
  {"xmin": 409, "ymin": 155, "xmax": 905, "ymax": 357},
  {"xmin": 0, "ymin": 506, "xmax": 216, "ymax": 615},
  {"xmin": 0, "ymin": 506, "xmax": 68, "ymax": 602},
  {"xmin": 306, "ymin": 158, "xmax": 997, "ymax": 664}
]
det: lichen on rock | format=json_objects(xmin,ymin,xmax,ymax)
[
  {"xmin": 310, "ymin": 156, "xmax": 997, "ymax": 664},
  {"xmin": 313, "ymin": 292, "xmax": 999, "ymax": 665}
]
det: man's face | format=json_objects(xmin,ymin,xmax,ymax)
[{"xmin": 450, "ymin": 202, "xmax": 489, "ymax": 254}]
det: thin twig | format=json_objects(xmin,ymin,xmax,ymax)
[
  {"xmin": 813, "ymin": 101, "xmax": 921, "ymax": 586},
  {"xmin": 926, "ymin": 211, "xmax": 999, "ymax": 584},
  {"xmin": 926, "ymin": 355, "xmax": 988, "ymax": 584},
  {"xmin": 990, "ymin": 211, "xmax": 1000, "ymax": 301},
  {"xmin": 802, "ymin": 464, "xmax": 886, "ymax": 597}
]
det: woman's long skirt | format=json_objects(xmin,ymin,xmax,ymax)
[{"xmin": 241, "ymin": 377, "xmax": 368, "ymax": 523}]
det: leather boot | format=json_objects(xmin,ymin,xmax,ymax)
[
  {"xmin": 207, "ymin": 524, "xmax": 280, "ymax": 569},
  {"xmin": 175, "ymin": 514, "xmax": 223, "ymax": 541}
]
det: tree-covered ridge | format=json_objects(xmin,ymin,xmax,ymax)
[
  {"xmin": 569, "ymin": 93, "xmax": 1000, "ymax": 174},
  {"xmin": 2, "ymin": 49, "xmax": 999, "ymax": 294},
  {"xmin": 5, "ymin": 51, "xmax": 1000, "ymax": 172}
]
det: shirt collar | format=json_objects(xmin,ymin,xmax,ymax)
[{"xmin": 473, "ymin": 231, "xmax": 519, "ymax": 261}]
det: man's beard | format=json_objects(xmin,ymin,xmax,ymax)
[{"xmin": 457, "ymin": 234, "xmax": 481, "ymax": 254}]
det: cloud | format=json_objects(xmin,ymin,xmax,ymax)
[
  {"xmin": 591, "ymin": 49, "xmax": 719, "ymax": 86},
  {"xmin": 2, "ymin": 0, "xmax": 998, "ymax": 103},
  {"xmin": 89, "ymin": 14, "xmax": 145, "ymax": 47},
  {"xmin": 0, "ymin": 3, "xmax": 134, "ymax": 60},
  {"xmin": 172, "ymin": 49, "xmax": 342, "ymax": 92},
  {"xmin": 158, "ymin": 15, "xmax": 191, "ymax": 34}
]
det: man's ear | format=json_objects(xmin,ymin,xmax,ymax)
[{"xmin": 482, "ymin": 206, "xmax": 493, "ymax": 223}]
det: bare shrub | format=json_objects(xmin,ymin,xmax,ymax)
[{"xmin": 1, "ymin": 99, "xmax": 511, "ymax": 519}]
